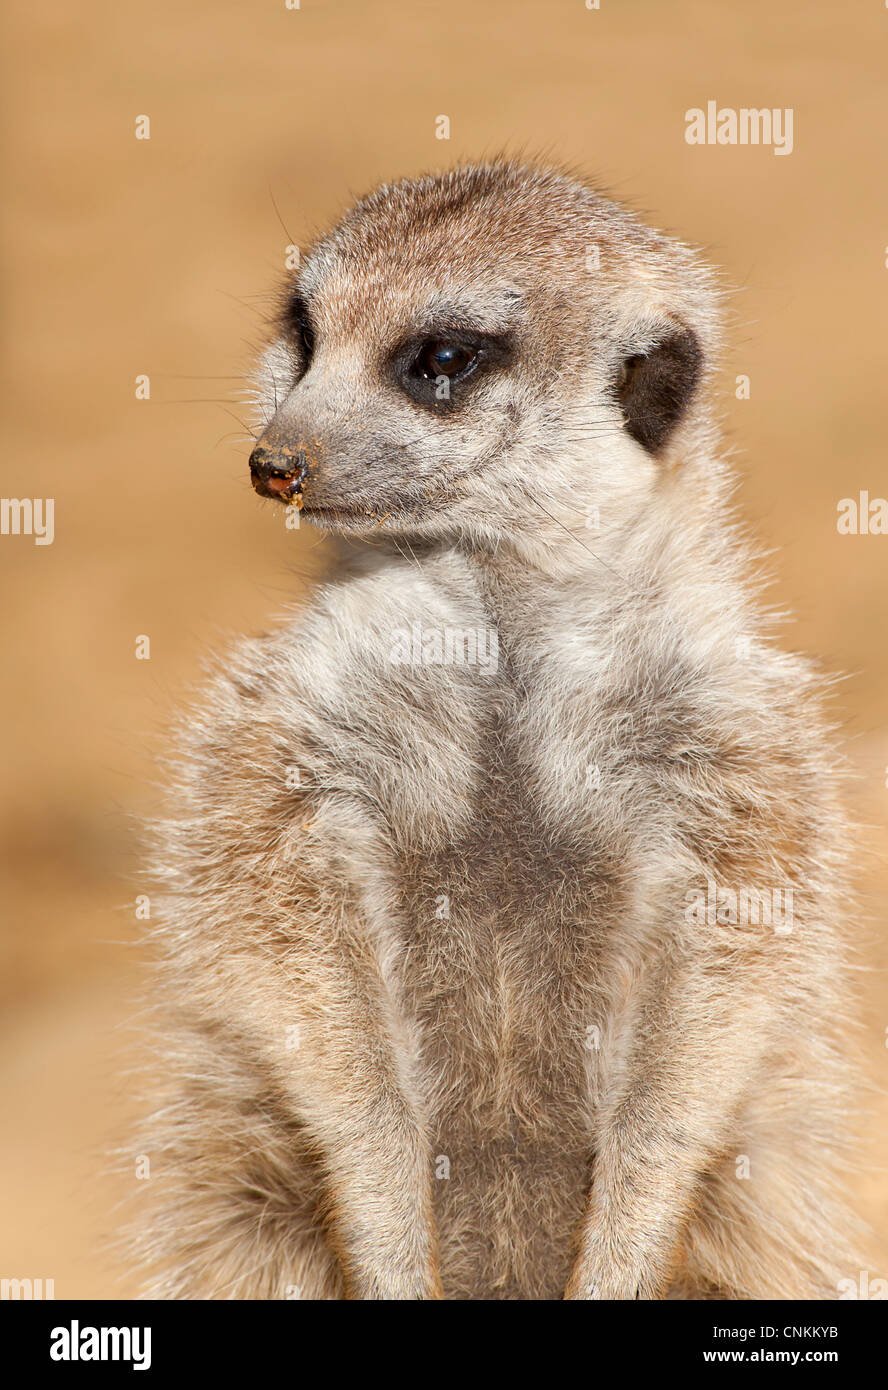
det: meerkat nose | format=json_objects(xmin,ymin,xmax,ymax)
[{"xmin": 249, "ymin": 443, "xmax": 308, "ymax": 505}]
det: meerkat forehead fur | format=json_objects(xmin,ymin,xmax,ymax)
[{"xmin": 251, "ymin": 161, "xmax": 721, "ymax": 562}]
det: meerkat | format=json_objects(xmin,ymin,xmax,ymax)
[{"xmin": 135, "ymin": 160, "xmax": 865, "ymax": 1300}]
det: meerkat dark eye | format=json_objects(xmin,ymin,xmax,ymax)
[
  {"xmin": 413, "ymin": 340, "xmax": 478, "ymax": 381},
  {"xmin": 283, "ymin": 294, "xmax": 315, "ymax": 369},
  {"xmin": 298, "ymin": 318, "xmax": 315, "ymax": 362},
  {"xmin": 395, "ymin": 330, "xmax": 513, "ymax": 408}
]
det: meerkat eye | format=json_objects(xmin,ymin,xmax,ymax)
[
  {"xmin": 283, "ymin": 294, "xmax": 316, "ymax": 370},
  {"xmin": 298, "ymin": 318, "xmax": 315, "ymax": 361},
  {"xmin": 412, "ymin": 340, "xmax": 478, "ymax": 381},
  {"xmin": 395, "ymin": 329, "xmax": 513, "ymax": 407}
]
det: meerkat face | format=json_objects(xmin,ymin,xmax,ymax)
[{"xmin": 249, "ymin": 162, "xmax": 717, "ymax": 547}]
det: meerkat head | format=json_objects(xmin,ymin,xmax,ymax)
[{"xmin": 249, "ymin": 161, "xmax": 720, "ymax": 554}]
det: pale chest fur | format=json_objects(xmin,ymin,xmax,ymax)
[
  {"xmin": 284, "ymin": 548, "xmax": 754, "ymax": 1296},
  {"xmin": 310, "ymin": 559, "xmax": 661, "ymax": 1297},
  {"xmin": 391, "ymin": 703, "xmax": 626, "ymax": 1297}
]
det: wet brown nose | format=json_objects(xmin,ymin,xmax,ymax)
[{"xmin": 249, "ymin": 444, "xmax": 309, "ymax": 505}]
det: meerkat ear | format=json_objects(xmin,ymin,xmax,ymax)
[{"xmin": 615, "ymin": 325, "xmax": 702, "ymax": 455}]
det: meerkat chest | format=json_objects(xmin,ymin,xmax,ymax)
[
  {"xmin": 386, "ymin": 691, "xmax": 620, "ymax": 1297},
  {"xmin": 317, "ymin": 565, "xmax": 635, "ymax": 1121},
  {"xmin": 317, "ymin": 575, "xmax": 642, "ymax": 1294},
  {"xmin": 388, "ymin": 681, "xmax": 623, "ymax": 1119}
]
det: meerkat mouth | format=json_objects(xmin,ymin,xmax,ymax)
[
  {"xmin": 303, "ymin": 503, "xmax": 393, "ymax": 528},
  {"xmin": 255, "ymin": 474, "xmax": 305, "ymax": 506}
]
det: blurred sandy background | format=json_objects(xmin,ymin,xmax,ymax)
[{"xmin": 1, "ymin": 0, "xmax": 886, "ymax": 1297}]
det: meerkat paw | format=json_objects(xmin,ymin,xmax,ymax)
[
  {"xmin": 563, "ymin": 1266, "xmax": 658, "ymax": 1300},
  {"xmin": 564, "ymin": 1229, "xmax": 674, "ymax": 1300},
  {"xmin": 349, "ymin": 1267, "xmax": 444, "ymax": 1300},
  {"xmin": 345, "ymin": 1244, "xmax": 444, "ymax": 1300}
]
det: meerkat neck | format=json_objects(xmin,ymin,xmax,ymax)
[{"xmin": 450, "ymin": 487, "xmax": 752, "ymax": 670}]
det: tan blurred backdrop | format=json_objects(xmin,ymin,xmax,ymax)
[{"xmin": 1, "ymin": 0, "xmax": 886, "ymax": 1297}]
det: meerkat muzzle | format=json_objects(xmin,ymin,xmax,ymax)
[{"xmin": 249, "ymin": 443, "xmax": 309, "ymax": 508}]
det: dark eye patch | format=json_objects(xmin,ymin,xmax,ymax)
[
  {"xmin": 280, "ymin": 293, "xmax": 316, "ymax": 371},
  {"xmin": 392, "ymin": 328, "xmax": 514, "ymax": 409}
]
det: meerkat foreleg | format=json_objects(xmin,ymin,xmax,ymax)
[
  {"xmin": 156, "ymin": 784, "xmax": 442, "ymax": 1299},
  {"xmin": 147, "ymin": 955, "xmax": 442, "ymax": 1301},
  {"xmin": 264, "ymin": 972, "xmax": 443, "ymax": 1300},
  {"xmin": 564, "ymin": 965, "xmax": 773, "ymax": 1299}
]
